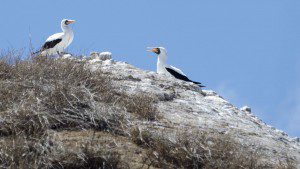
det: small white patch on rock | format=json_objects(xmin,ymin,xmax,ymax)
[
  {"xmin": 90, "ymin": 52, "xmax": 100, "ymax": 60},
  {"xmin": 100, "ymin": 52, "xmax": 112, "ymax": 60},
  {"xmin": 240, "ymin": 106, "xmax": 251, "ymax": 113},
  {"xmin": 89, "ymin": 52, "xmax": 112, "ymax": 64},
  {"xmin": 90, "ymin": 51, "xmax": 112, "ymax": 61},
  {"xmin": 62, "ymin": 54, "xmax": 72, "ymax": 59},
  {"xmin": 102, "ymin": 59, "xmax": 114, "ymax": 66}
]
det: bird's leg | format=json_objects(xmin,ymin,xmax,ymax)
[
  {"xmin": 57, "ymin": 51, "xmax": 63, "ymax": 57},
  {"xmin": 60, "ymin": 48, "xmax": 70, "ymax": 55}
]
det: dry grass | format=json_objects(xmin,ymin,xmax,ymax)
[
  {"xmin": 0, "ymin": 109, "xmax": 48, "ymax": 137},
  {"xmin": 0, "ymin": 133, "xmax": 126, "ymax": 169},
  {"xmin": 50, "ymin": 145, "xmax": 123, "ymax": 169},
  {"xmin": 0, "ymin": 52, "xmax": 157, "ymax": 168},
  {"xmin": 116, "ymin": 93, "xmax": 158, "ymax": 121},
  {"xmin": 0, "ymin": 52, "xmax": 296, "ymax": 169},
  {"xmin": 131, "ymin": 128, "xmax": 296, "ymax": 169},
  {"xmin": 0, "ymin": 55, "xmax": 112, "ymax": 133},
  {"xmin": 0, "ymin": 136, "xmax": 53, "ymax": 168},
  {"xmin": 0, "ymin": 53, "xmax": 157, "ymax": 134}
]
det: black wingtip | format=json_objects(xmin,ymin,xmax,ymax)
[
  {"xmin": 164, "ymin": 67, "xmax": 206, "ymax": 88},
  {"xmin": 192, "ymin": 81, "xmax": 205, "ymax": 88},
  {"xmin": 192, "ymin": 81, "xmax": 201, "ymax": 84}
]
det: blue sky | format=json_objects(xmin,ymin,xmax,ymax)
[{"xmin": 0, "ymin": 0, "xmax": 299, "ymax": 137}]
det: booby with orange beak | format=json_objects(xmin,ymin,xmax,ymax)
[
  {"xmin": 147, "ymin": 47, "xmax": 205, "ymax": 87},
  {"xmin": 39, "ymin": 19, "xmax": 75, "ymax": 56}
]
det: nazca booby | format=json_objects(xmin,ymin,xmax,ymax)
[
  {"xmin": 147, "ymin": 47, "xmax": 205, "ymax": 87},
  {"xmin": 39, "ymin": 19, "xmax": 75, "ymax": 56}
]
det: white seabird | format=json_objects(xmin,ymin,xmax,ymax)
[
  {"xmin": 147, "ymin": 47, "xmax": 205, "ymax": 87},
  {"xmin": 39, "ymin": 19, "xmax": 75, "ymax": 56}
]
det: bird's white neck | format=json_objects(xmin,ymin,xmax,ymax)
[
  {"xmin": 157, "ymin": 52, "xmax": 167, "ymax": 74},
  {"xmin": 61, "ymin": 25, "xmax": 72, "ymax": 33}
]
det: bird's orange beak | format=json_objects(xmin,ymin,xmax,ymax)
[
  {"xmin": 146, "ymin": 47, "xmax": 158, "ymax": 53},
  {"xmin": 67, "ymin": 20, "xmax": 76, "ymax": 24}
]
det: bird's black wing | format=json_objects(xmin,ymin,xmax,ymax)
[
  {"xmin": 165, "ymin": 67, "xmax": 205, "ymax": 87},
  {"xmin": 41, "ymin": 39, "xmax": 62, "ymax": 50},
  {"xmin": 166, "ymin": 67, "xmax": 191, "ymax": 82}
]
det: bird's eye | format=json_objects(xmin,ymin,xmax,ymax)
[
  {"xmin": 65, "ymin": 20, "xmax": 69, "ymax": 25},
  {"xmin": 156, "ymin": 48, "xmax": 161, "ymax": 54}
]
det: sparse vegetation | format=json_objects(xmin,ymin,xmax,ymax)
[
  {"xmin": 116, "ymin": 93, "xmax": 158, "ymax": 121},
  {"xmin": 50, "ymin": 144, "xmax": 123, "ymax": 169},
  {"xmin": 0, "ymin": 52, "xmax": 296, "ymax": 168},
  {"xmin": 0, "ymin": 136, "xmax": 53, "ymax": 168},
  {"xmin": 0, "ymin": 54, "xmax": 113, "ymax": 133},
  {"xmin": 131, "ymin": 128, "xmax": 296, "ymax": 169},
  {"xmin": 0, "ymin": 52, "xmax": 157, "ymax": 168}
]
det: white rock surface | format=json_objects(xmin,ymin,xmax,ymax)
[
  {"xmin": 81, "ymin": 54, "xmax": 300, "ymax": 167},
  {"xmin": 90, "ymin": 51, "xmax": 112, "ymax": 61}
]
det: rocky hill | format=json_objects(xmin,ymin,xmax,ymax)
[{"xmin": 0, "ymin": 52, "xmax": 299, "ymax": 169}]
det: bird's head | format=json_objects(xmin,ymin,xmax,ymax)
[
  {"xmin": 147, "ymin": 47, "xmax": 167, "ymax": 62},
  {"xmin": 146, "ymin": 47, "xmax": 167, "ymax": 55},
  {"xmin": 61, "ymin": 19, "xmax": 76, "ymax": 26}
]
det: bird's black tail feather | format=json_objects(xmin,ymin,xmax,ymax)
[{"xmin": 192, "ymin": 81, "xmax": 206, "ymax": 87}]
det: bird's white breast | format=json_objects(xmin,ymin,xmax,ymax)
[{"xmin": 157, "ymin": 61, "xmax": 169, "ymax": 75}]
